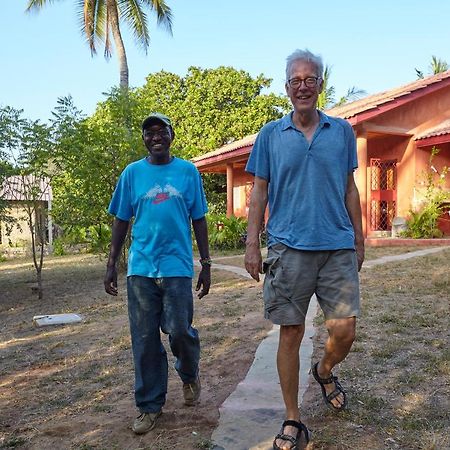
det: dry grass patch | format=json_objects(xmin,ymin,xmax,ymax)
[{"xmin": 302, "ymin": 248, "xmax": 450, "ymax": 450}]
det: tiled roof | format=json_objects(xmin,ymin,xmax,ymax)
[
  {"xmin": 191, "ymin": 133, "xmax": 258, "ymax": 162},
  {"xmin": 326, "ymin": 70, "xmax": 450, "ymax": 120},
  {"xmin": 415, "ymin": 118, "xmax": 450, "ymax": 140},
  {"xmin": 0, "ymin": 175, "xmax": 52, "ymax": 202},
  {"xmin": 193, "ymin": 71, "xmax": 450, "ymax": 163}
]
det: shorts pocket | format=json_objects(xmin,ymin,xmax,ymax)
[{"xmin": 262, "ymin": 256, "xmax": 280, "ymax": 274}]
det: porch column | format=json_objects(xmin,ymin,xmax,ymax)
[
  {"xmin": 226, "ymin": 163, "xmax": 234, "ymax": 217},
  {"xmin": 356, "ymin": 132, "xmax": 368, "ymax": 237}
]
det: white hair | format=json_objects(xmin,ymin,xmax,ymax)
[{"xmin": 285, "ymin": 49, "xmax": 324, "ymax": 80}]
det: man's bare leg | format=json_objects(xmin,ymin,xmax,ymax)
[
  {"xmin": 275, "ymin": 324, "xmax": 305, "ymax": 449},
  {"xmin": 317, "ymin": 317, "xmax": 356, "ymax": 408}
]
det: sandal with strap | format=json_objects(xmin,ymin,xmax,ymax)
[
  {"xmin": 273, "ymin": 419, "xmax": 310, "ymax": 450},
  {"xmin": 312, "ymin": 361, "xmax": 347, "ymax": 412}
]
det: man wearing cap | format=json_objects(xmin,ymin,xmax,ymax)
[{"xmin": 104, "ymin": 113, "xmax": 211, "ymax": 434}]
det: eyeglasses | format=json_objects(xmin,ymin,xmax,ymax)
[
  {"xmin": 287, "ymin": 77, "xmax": 321, "ymax": 89},
  {"xmin": 143, "ymin": 127, "xmax": 171, "ymax": 139}
]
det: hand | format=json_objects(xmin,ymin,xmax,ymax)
[
  {"xmin": 196, "ymin": 265, "xmax": 211, "ymax": 298},
  {"xmin": 355, "ymin": 242, "xmax": 365, "ymax": 272},
  {"xmin": 104, "ymin": 265, "xmax": 118, "ymax": 296},
  {"xmin": 245, "ymin": 244, "xmax": 263, "ymax": 282}
]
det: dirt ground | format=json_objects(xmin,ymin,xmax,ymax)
[
  {"xmin": 0, "ymin": 254, "xmax": 271, "ymax": 450},
  {"xmin": 1, "ymin": 246, "xmax": 449, "ymax": 450}
]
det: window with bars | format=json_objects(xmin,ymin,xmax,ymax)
[{"xmin": 370, "ymin": 159, "xmax": 397, "ymax": 231}]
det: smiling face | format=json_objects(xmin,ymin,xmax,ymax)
[
  {"xmin": 142, "ymin": 121, "xmax": 173, "ymax": 164},
  {"xmin": 285, "ymin": 59, "xmax": 323, "ymax": 115}
]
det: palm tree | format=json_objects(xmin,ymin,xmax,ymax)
[
  {"xmin": 26, "ymin": 0, "xmax": 173, "ymax": 90},
  {"xmin": 429, "ymin": 55, "xmax": 448, "ymax": 74},
  {"xmin": 318, "ymin": 65, "xmax": 366, "ymax": 110},
  {"xmin": 415, "ymin": 55, "xmax": 448, "ymax": 79}
]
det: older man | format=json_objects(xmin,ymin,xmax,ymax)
[
  {"xmin": 104, "ymin": 113, "xmax": 211, "ymax": 434},
  {"xmin": 245, "ymin": 49, "xmax": 364, "ymax": 449}
]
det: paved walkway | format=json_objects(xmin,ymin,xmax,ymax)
[{"xmin": 209, "ymin": 246, "xmax": 450, "ymax": 450}]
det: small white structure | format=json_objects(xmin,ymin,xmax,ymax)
[{"xmin": 33, "ymin": 314, "xmax": 83, "ymax": 327}]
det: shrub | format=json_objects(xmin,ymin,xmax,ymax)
[
  {"xmin": 403, "ymin": 147, "xmax": 449, "ymax": 238},
  {"xmin": 205, "ymin": 213, "xmax": 248, "ymax": 250}
]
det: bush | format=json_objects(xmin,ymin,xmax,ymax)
[
  {"xmin": 51, "ymin": 224, "xmax": 112, "ymax": 254},
  {"xmin": 403, "ymin": 147, "xmax": 449, "ymax": 238},
  {"xmin": 205, "ymin": 213, "xmax": 248, "ymax": 250}
]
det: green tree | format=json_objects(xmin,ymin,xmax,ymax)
[
  {"xmin": 51, "ymin": 67, "xmax": 289, "ymax": 230},
  {"xmin": 0, "ymin": 106, "xmax": 55, "ymax": 298},
  {"xmin": 51, "ymin": 92, "xmax": 141, "ymax": 236},
  {"xmin": 26, "ymin": 0, "xmax": 173, "ymax": 89},
  {"xmin": 415, "ymin": 55, "xmax": 449, "ymax": 79},
  {"xmin": 318, "ymin": 65, "xmax": 366, "ymax": 110},
  {"xmin": 0, "ymin": 107, "xmax": 18, "ymax": 224},
  {"xmin": 135, "ymin": 66, "xmax": 290, "ymax": 158}
]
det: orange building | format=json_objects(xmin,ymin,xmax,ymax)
[{"xmin": 193, "ymin": 71, "xmax": 450, "ymax": 238}]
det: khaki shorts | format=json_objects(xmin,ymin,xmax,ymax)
[{"xmin": 263, "ymin": 243, "xmax": 360, "ymax": 325}]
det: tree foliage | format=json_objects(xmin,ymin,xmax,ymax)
[
  {"xmin": 135, "ymin": 66, "xmax": 290, "ymax": 158},
  {"xmin": 26, "ymin": 0, "xmax": 173, "ymax": 88},
  {"xmin": 415, "ymin": 55, "xmax": 449, "ymax": 79},
  {"xmin": 51, "ymin": 67, "xmax": 289, "ymax": 228},
  {"xmin": 0, "ymin": 106, "xmax": 54, "ymax": 298},
  {"xmin": 318, "ymin": 65, "xmax": 366, "ymax": 110}
]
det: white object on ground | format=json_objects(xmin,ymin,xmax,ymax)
[{"xmin": 33, "ymin": 313, "xmax": 83, "ymax": 327}]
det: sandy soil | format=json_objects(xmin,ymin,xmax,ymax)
[{"xmin": 0, "ymin": 254, "xmax": 271, "ymax": 450}]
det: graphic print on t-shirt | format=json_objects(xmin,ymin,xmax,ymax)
[{"xmin": 144, "ymin": 184, "xmax": 182, "ymax": 204}]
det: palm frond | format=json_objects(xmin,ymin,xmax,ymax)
[
  {"xmin": 118, "ymin": 0, "xmax": 150, "ymax": 52},
  {"xmin": 26, "ymin": 0, "xmax": 61, "ymax": 13},
  {"xmin": 141, "ymin": 0, "xmax": 173, "ymax": 33}
]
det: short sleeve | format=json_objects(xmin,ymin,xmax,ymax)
[
  {"xmin": 190, "ymin": 167, "xmax": 208, "ymax": 220},
  {"xmin": 108, "ymin": 169, "xmax": 133, "ymax": 221},
  {"xmin": 245, "ymin": 125, "xmax": 271, "ymax": 181}
]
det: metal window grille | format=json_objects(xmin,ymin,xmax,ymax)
[{"xmin": 370, "ymin": 159, "xmax": 397, "ymax": 231}]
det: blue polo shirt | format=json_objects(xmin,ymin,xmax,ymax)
[
  {"xmin": 246, "ymin": 111, "xmax": 357, "ymax": 250},
  {"xmin": 108, "ymin": 157, "xmax": 208, "ymax": 278}
]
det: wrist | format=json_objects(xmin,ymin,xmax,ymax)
[{"xmin": 199, "ymin": 257, "xmax": 212, "ymax": 267}]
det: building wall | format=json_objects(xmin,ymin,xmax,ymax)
[
  {"xmin": 358, "ymin": 88, "xmax": 450, "ymax": 232},
  {"xmin": 0, "ymin": 201, "xmax": 48, "ymax": 248}
]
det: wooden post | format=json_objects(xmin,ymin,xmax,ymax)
[
  {"xmin": 356, "ymin": 132, "xmax": 368, "ymax": 237},
  {"xmin": 226, "ymin": 163, "xmax": 234, "ymax": 217}
]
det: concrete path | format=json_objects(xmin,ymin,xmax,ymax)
[{"xmin": 209, "ymin": 245, "xmax": 450, "ymax": 450}]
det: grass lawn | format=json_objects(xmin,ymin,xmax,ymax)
[{"xmin": 0, "ymin": 246, "xmax": 449, "ymax": 449}]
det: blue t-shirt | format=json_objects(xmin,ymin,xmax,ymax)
[
  {"xmin": 246, "ymin": 111, "xmax": 358, "ymax": 250},
  {"xmin": 108, "ymin": 157, "xmax": 208, "ymax": 278}
]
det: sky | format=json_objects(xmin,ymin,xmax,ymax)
[{"xmin": 2, "ymin": 1, "xmax": 450, "ymax": 123}]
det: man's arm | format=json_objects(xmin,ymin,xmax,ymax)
[
  {"xmin": 245, "ymin": 176, "xmax": 268, "ymax": 282},
  {"xmin": 345, "ymin": 174, "xmax": 365, "ymax": 271},
  {"xmin": 192, "ymin": 216, "xmax": 211, "ymax": 299},
  {"xmin": 104, "ymin": 218, "xmax": 130, "ymax": 295}
]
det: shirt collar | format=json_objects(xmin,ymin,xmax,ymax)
[{"xmin": 281, "ymin": 110, "xmax": 331, "ymax": 131}]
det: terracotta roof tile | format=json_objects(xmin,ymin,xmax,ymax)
[
  {"xmin": 415, "ymin": 118, "xmax": 450, "ymax": 140},
  {"xmin": 193, "ymin": 71, "xmax": 450, "ymax": 163},
  {"xmin": 325, "ymin": 70, "xmax": 450, "ymax": 119},
  {"xmin": 191, "ymin": 133, "xmax": 258, "ymax": 161}
]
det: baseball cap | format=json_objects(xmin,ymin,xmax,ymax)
[{"xmin": 142, "ymin": 112, "xmax": 172, "ymax": 131}]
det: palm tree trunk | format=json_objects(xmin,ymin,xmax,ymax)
[{"xmin": 107, "ymin": 0, "xmax": 129, "ymax": 89}]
